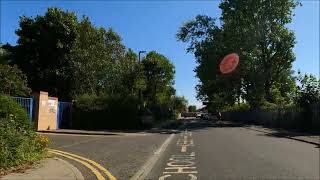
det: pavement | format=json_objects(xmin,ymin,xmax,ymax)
[{"xmin": 2, "ymin": 157, "xmax": 84, "ymax": 180}]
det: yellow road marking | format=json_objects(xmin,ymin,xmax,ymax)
[
  {"xmin": 49, "ymin": 149, "xmax": 117, "ymax": 180},
  {"xmin": 49, "ymin": 150, "xmax": 105, "ymax": 180}
]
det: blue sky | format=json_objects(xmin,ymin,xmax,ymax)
[{"xmin": 1, "ymin": 1, "xmax": 319, "ymax": 107}]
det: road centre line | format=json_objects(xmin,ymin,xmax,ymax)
[
  {"xmin": 131, "ymin": 133, "xmax": 175, "ymax": 180},
  {"xmin": 49, "ymin": 149, "xmax": 117, "ymax": 180},
  {"xmin": 49, "ymin": 150, "xmax": 105, "ymax": 180}
]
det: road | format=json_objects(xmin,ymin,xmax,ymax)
[
  {"xmin": 45, "ymin": 119, "xmax": 319, "ymax": 180},
  {"xmin": 46, "ymin": 132, "xmax": 170, "ymax": 179},
  {"xmin": 147, "ymin": 120, "xmax": 319, "ymax": 180}
]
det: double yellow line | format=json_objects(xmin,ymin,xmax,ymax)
[{"xmin": 49, "ymin": 149, "xmax": 116, "ymax": 180}]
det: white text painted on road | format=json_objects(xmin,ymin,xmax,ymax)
[{"xmin": 159, "ymin": 130, "xmax": 198, "ymax": 179}]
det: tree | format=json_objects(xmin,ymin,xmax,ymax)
[
  {"xmin": 0, "ymin": 64, "xmax": 31, "ymax": 96},
  {"xmin": 188, "ymin": 105, "xmax": 197, "ymax": 112},
  {"xmin": 0, "ymin": 44, "xmax": 13, "ymax": 64},
  {"xmin": 0, "ymin": 45, "xmax": 31, "ymax": 96},
  {"xmin": 296, "ymin": 73, "xmax": 320, "ymax": 107},
  {"xmin": 11, "ymin": 8, "xmax": 130, "ymax": 100},
  {"xmin": 219, "ymin": 0, "xmax": 299, "ymax": 108},
  {"xmin": 177, "ymin": 0, "xmax": 299, "ymax": 109},
  {"xmin": 13, "ymin": 7, "xmax": 78, "ymax": 100},
  {"xmin": 172, "ymin": 96, "xmax": 188, "ymax": 112},
  {"xmin": 141, "ymin": 51, "xmax": 175, "ymax": 104}
]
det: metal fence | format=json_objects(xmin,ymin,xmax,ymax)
[
  {"xmin": 57, "ymin": 101, "xmax": 72, "ymax": 129},
  {"xmin": 11, "ymin": 97, "xmax": 33, "ymax": 121}
]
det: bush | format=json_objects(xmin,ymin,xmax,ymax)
[
  {"xmin": 73, "ymin": 94, "xmax": 141, "ymax": 130},
  {"xmin": 0, "ymin": 95, "xmax": 48, "ymax": 171}
]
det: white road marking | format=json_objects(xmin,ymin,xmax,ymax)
[
  {"xmin": 181, "ymin": 145, "xmax": 187, "ymax": 152},
  {"xmin": 132, "ymin": 134, "xmax": 175, "ymax": 180},
  {"xmin": 158, "ymin": 174, "xmax": 171, "ymax": 180},
  {"xmin": 189, "ymin": 174, "xmax": 197, "ymax": 180}
]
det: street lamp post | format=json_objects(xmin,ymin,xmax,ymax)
[
  {"xmin": 138, "ymin": 51, "xmax": 146, "ymax": 62},
  {"xmin": 138, "ymin": 51, "xmax": 146, "ymax": 108}
]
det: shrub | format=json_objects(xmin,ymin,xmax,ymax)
[{"xmin": 0, "ymin": 95, "xmax": 48, "ymax": 171}]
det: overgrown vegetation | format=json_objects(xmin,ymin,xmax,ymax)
[{"xmin": 0, "ymin": 95, "xmax": 48, "ymax": 171}]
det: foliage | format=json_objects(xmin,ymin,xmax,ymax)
[
  {"xmin": 222, "ymin": 103, "xmax": 250, "ymax": 112},
  {"xmin": 73, "ymin": 93, "xmax": 141, "ymax": 130},
  {"xmin": 0, "ymin": 95, "xmax": 48, "ymax": 170},
  {"xmin": 0, "ymin": 64, "xmax": 31, "ymax": 96},
  {"xmin": 3, "ymin": 7, "xmax": 181, "ymax": 129},
  {"xmin": 142, "ymin": 51, "xmax": 175, "ymax": 104},
  {"xmin": 177, "ymin": 0, "xmax": 300, "ymax": 110},
  {"xmin": 172, "ymin": 96, "xmax": 188, "ymax": 112},
  {"xmin": 0, "ymin": 45, "xmax": 13, "ymax": 64},
  {"xmin": 12, "ymin": 7, "xmax": 78, "ymax": 100},
  {"xmin": 295, "ymin": 73, "xmax": 320, "ymax": 107},
  {"xmin": 188, "ymin": 105, "xmax": 197, "ymax": 112}
]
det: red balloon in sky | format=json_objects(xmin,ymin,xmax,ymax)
[{"xmin": 219, "ymin": 53, "xmax": 240, "ymax": 74}]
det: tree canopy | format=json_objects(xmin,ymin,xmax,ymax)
[{"xmin": 177, "ymin": 0, "xmax": 300, "ymax": 110}]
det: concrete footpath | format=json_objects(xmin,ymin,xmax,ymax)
[{"xmin": 2, "ymin": 157, "xmax": 83, "ymax": 180}]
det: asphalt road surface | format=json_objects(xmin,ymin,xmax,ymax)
[
  {"xmin": 46, "ymin": 132, "xmax": 170, "ymax": 179},
  {"xmin": 45, "ymin": 119, "xmax": 319, "ymax": 180},
  {"xmin": 146, "ymin": 120, "xmax": 319, "ymax": 180}
]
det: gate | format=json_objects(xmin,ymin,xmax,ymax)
[
  {"xmin": 11, "ymin": 97, "xmax": 33, "ymax": 122},
  {"xmin": 57, "ymin": 102, "xmax": 72, "ymax": 129}
]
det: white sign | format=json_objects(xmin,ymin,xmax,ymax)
[{"xmin": 48, "ymin": 99, "xmax": 55, "ymax": 107}]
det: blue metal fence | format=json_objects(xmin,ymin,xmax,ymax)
[
  {"xmin": 11, "ymin": 97, "xmax": 33, "ymax": 121},
  {"xmin": 57, "ymin": 101, "xmax": 72, "ymax": 129}
]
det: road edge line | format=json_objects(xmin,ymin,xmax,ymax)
[
  {"xmin": 131, "ymin": 133, "xmax": 175, "ymax": 180},
  {"xmin": 49, "ymin": 150, "xmax": 105, "ymax": 180},
  {"xmin": 49, "ymin": 149, "xmax": 117, "ymax": 180}
]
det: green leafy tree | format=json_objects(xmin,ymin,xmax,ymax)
[
  {"xmin": 219, "ymin": 0, "xmax": 299, "ymax": 108},
  {"xmin": 296, "ymin": 73, "xmax": 320, "ymax": 107},
  {"xmin": 171, "ymin": 96, "xmax": 188, "ymax": 112},
  {"xmin": 11, "ymin": 8, "xmax": 129, "ymax": 100},
  {"xmin": 13, "ymin": 7, "xmax": 78, "ymax": 100},
  {"xmin": 141, "ymin": 51, "xmax": 175, "ymax": 104},
  {"xmin": 0, "ymin": 64, "xmax": 31, "ymax": 96},
  {"xmin": 177, "ymin": 0, "xmax": 299, "ymax": 110},
  {"xmin": 188, "ymin": 105, "xmax": 197, "ymax": 112},
  {"xmin": 0, "ymin": 44, "xmax": 13, "ymax": 64}
]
